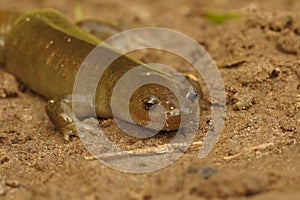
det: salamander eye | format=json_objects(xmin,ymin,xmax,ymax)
[
  {"xmin": 143, "ymin": 96, "xmax": 159, "ymax": 110},
  {"xmin": 186, "ymin": 88, "xmax": 198, "ymax": 102}
]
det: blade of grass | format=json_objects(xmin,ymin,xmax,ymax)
[
  {"xmin": 203, "ymin": 10, "xmax": 244, "ymax": 25},
  {"xmin": 74, "ymin": 4, "xmax": 83, "ymax": 21}
]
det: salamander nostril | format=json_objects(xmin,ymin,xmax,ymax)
[
  {"xmin": 186, "ymin": 88, "xmax": 198, "ymax": 102},
  {"xmin": 143, "ymin": 96, "xmax": 159, "ymax": 110}
]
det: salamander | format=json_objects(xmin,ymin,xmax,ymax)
[{"xmin": 0, "ymin": 8, "xmax": 201, "ymax": 140}]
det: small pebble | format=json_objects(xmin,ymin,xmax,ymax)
[
  {"xmin": 233, "ymin": 92, "xmax": 255, "ymax": 111},
  {"xmin": 0, "ymin": 155, "xmax": 9, "ymax": 164},
  {"xmin": 0, "ymin": 88, "xmax": 18, "ymax": 98}
]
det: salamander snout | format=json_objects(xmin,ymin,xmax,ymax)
[
  {"xmin": 113, "ymin": 74, "xmax": 202, "ymax": 133},
  {"xmin": 143, "ymin": 87, "xmax": 198, "ymax": 111},
  {"xmin": 129, "ymin": 83, "xmax": 201, "ymax": 132}
]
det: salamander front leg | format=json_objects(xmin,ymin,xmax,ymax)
[
  {"xmin": 46, "ymin": 95, "xmax": 79, "ymax": 140},
  {"xmin": 46, "ymin": 95, "xmax": 95, "ymax": 140}
]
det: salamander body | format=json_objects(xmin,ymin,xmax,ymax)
[{"xmin": 0, "ymin": 9, "xmax": 200, "ymax": 139}]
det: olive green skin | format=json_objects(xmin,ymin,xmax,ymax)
[
  {"xmin": 2, "ymin": 9, "xmax": 199, "ymax": 133},
  {"xmin": 5, "ymin": 9, "xmax": 143, "ymax": 118}
]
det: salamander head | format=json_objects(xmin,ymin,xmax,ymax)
[{"xmin": 112, "ymin": 70, "xmax": 201, "ymax": 132}]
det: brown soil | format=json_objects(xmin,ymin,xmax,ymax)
[{"xmin": 0, "ymin": 0, "xmax": 300, "ymax": 199}]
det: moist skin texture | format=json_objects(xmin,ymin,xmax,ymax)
[{"xmin": 1, "ymin": 9, "xmax": 200, "ymax": 139}]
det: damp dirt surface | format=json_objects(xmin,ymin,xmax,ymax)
[{"xmin": 0, "ymin": 0, "xmax": 300, "ymax": 199}]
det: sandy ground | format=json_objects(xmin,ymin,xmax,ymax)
[{"xmin": 0, "ymin": 0, "xmax": 300, "ymax": 199}]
